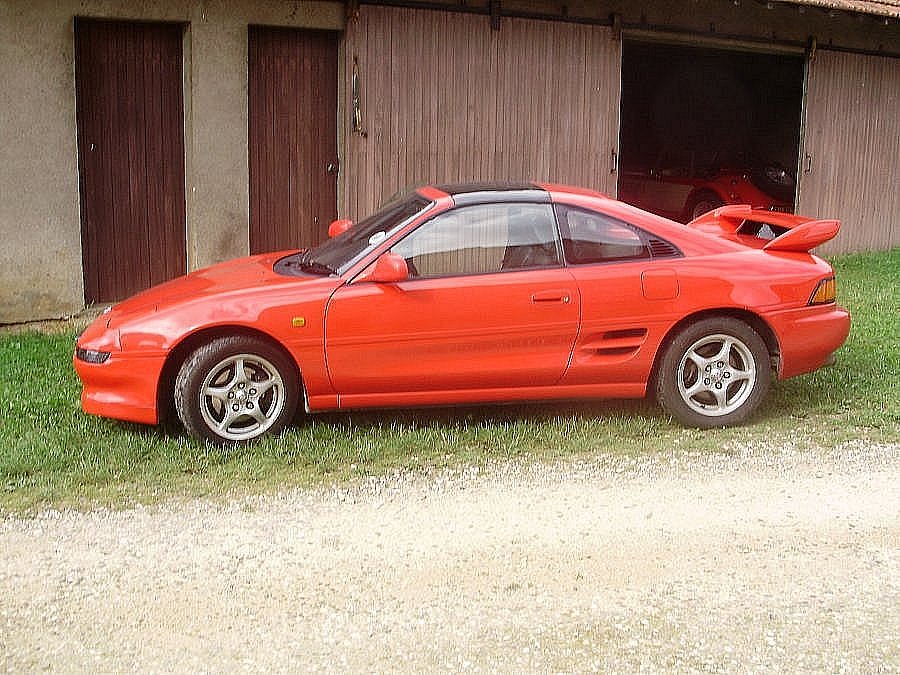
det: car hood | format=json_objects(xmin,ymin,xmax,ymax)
[{"xmin": 104, "ymin": 251, "xmax": 318, "ymax": 328}]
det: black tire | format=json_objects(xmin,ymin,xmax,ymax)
[
  {"xmin": 174, "ymin": 336, "xmax": 299, "ymax": 444},
  {"xmin": 656, "ymin": 318, "xmax": 771, "ymax": 428},
  {"xmin": 688, "ymin": 192, "xmax": 725, "ymax": 220}
]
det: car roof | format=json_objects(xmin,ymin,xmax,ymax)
[
  {"xmin": 420, "ymin": 181, "xmax": 735, "ymax": 256},
  {"xmin": 432, "ymin": 181, "xmax": 550, "ymax": 206}
]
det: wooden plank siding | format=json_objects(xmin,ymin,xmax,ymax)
[
  {"xmin": 74, "ymin": 19, "xmax": 186, "ymax": 304},
  {"xmin": 341, "ymin": 6, "xmax": 621, "ymax": 220},
  {"xmin": 798, "ymin": 50, "xmax": 899, "ymax": 254},
  {"xmin": 248, "ymin": 27, "xmax": 339, "ymax": 252}
]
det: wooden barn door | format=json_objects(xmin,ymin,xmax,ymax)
[
  {"xmin": 797, "ymin": 50, "xmax": 900, "ymax": 254},
  {"xmin": 75, "ymin": 19, "xmax": 186, "ymax": 304},
  {"xmin": 342, "ymin": 7, "xmax": 622, "ymax": 220},
  {"xmin": 249, "ymin": 27, "xmax": 339, "ymax": 253}
]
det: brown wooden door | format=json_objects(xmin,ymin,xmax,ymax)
[
  {"xmin": 75, "ymin": 19, "xmax": 186, "ymax": 304},
  {"xmin": 342, "ymin": 6, "xmax": 621, "ymax": 220},
  {"xmin": 249, "ymin": 27, "xmax": 339, "ymax": 254},
  {"xmin": 797, "ymin": 50, "xmax": 900, "ymax": 255}
]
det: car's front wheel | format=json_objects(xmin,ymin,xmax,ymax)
[
  {"xmin": 175, "ymin": 336, "xmax": 299, "ymax": 444},
  {"xmin": 656, "ymin": 318, "xmax": 771, "ymax": 428}
]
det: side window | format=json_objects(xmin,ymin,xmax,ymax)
[
  {"xmin": 557, "ymin": 206, "xmax": 650, "ymax": 264},
  {"xmin": 392, "ymin": 203, "xmax": 560, "ymax": 278}
]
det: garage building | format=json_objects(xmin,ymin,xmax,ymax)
[{"xmin": 0, "ymin": 0, "xmax": 897, "ymax": 323}]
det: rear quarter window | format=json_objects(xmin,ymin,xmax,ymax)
[{"xmin": 556, "ymin": 206, "xmax": 650, "ymax": 264}]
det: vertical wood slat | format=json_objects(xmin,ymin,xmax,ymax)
[
  {"xmin": 248, "ymin": 27, "xmax": 339, "ymax": 254},
  {"xmin": 75, "ymin": 19, "xmax": 186, "ymax": 304},
  {"xmin": 798, "ymin": 50, "xmax": 899, "ymax": 254},
  {"xmin": 341, "ymin": 6, "xmax": 622, "ymax": 221}
]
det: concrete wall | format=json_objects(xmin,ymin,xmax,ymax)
[
  {"xmin": 1, "ymin": 1, "xmax": 84, "ymax": 322},
  {"xmin": 0, "ymin": 0, "xmax": 343, "ymax": 324}
]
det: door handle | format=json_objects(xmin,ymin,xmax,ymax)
[{"xmin": 531, "ymin": 290, "xmax": 572, "ymax": 304}]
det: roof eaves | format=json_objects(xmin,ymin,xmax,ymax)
[{"xmin": 773, "ymin": 0, "xmax": 900, "ymax": 19}]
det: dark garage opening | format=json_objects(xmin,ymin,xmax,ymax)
[{"xmin": 618, "ymin": 40, "xmax": 805, "ymax": 222}]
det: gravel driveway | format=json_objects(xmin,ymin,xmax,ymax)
[{"xmin": 2, "ymin": 440, "xmax": 898, "ymax": 673}]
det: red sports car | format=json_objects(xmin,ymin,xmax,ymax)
[
  {"xmin": 619, "ymin": 165, "xmax": 795, "ymax": 222},
  {"xmin": 74, "ymin": 182, "xmax": 850, "ymax": 444}
]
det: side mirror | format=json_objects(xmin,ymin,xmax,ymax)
[
  {"xmin": 328, "ymin": 218, "xmax": 353, "ymax": 238},
  {"xmin": 355, "ymin": 252, "xmax": 409, "ymax": 284}
]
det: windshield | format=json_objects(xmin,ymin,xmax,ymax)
[{"xmin": 302, "ymin": 192, "xmax": 433, "ymax": 275}]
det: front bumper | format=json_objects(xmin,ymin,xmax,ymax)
[{"xmin": 73, "ymin": 349, "xmax": 166, "ymax": 425}]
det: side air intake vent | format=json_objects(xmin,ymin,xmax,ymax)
[{"xmin": 648, "ymin": 238, "xmax": 681, "ymax": 258}]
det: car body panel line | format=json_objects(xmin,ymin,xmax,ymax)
[{"xmin": 327, "ymin": 382, "xmax": 648, "ymax": 411}]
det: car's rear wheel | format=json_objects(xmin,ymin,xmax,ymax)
[
  {"xmin": 688, "ymin": 192, "xmax": 725, "ymax": 220},
  {"xmin": 656, "ymin": 318, "xmax": 771, "ymax": 428},
  {"xmin": 175, "ymin": 336, "xmax": 299, "ymax": 444}
]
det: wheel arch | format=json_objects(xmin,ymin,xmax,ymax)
[
  {"xmin": 650, "ymin": 308, "xmax": 780, "ymax": 393},
  {"xmin": 156, "ymin": 325, "xmax": 302, "ymax": 423}
]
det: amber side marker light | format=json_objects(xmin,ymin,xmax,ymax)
[{"xmin": 809, "ymin": 277, "xmax": 837, "ymax": 305}]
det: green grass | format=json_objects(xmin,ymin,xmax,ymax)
[{"xmin": 1, "ymin": 249, "xmax": 897, "ymax": 513}]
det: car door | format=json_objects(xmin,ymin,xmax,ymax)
[
  {"xmin": 324, "ymin": 202, "xmax": 580, "ymax": 398},
  {"xmin": 554, "ymin": 203, "xmax": 682, "ymax": 388}
]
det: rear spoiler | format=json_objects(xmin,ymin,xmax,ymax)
[{"xmin": 688, "ymin": 204, "xmax": 840, "ymax": 253}]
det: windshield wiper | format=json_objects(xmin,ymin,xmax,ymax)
[{"xmin": 298, "ymin": 250, "xmax": 336, "ymax": 276}]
